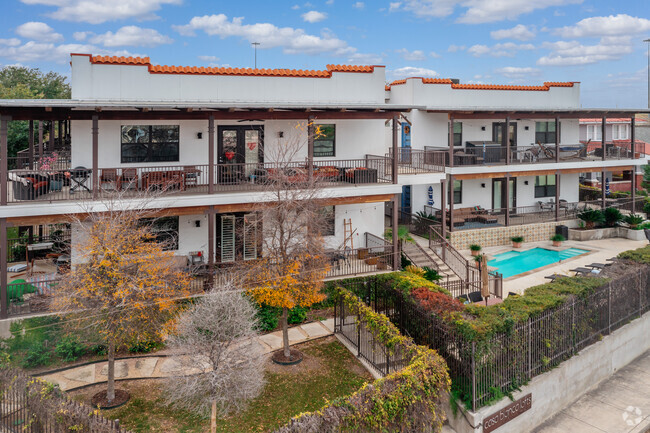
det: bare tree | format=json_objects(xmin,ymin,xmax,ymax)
[
  {"xmin": 245, "ymin": 123, "xmax": 330, "ymax": 363},
  {"xmin": 164, "ymin": 288, "xmax": 266, "ymax": 432}
]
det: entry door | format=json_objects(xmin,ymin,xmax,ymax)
[
  {"xmin": 217, "ymin": 126, "xmax": 264, "ymax": 180},
  {"xmin": 492, "ymin": 178, "xmax": 516, "ymax": 210},
  {"xmin": 492, "ymin": 122, "xmax": 518, "ymax": 146},
  {"xmin": 216, "ymin": 213, "xmax": 262, "ymax": 263}
]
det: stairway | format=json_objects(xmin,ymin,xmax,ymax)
[{"xmin": 402, "ymin": 239, "xmax": 461, "ymax": 284}]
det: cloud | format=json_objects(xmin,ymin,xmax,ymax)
[
  {"xmin": 89, "ymin": 26, "xmax": 173, "ymax": 47},
  {"xmin": 537, "ymin": 37, "xmax": 633, "ymax": 66},
  {"xmin": 389, "ymin": 66, "xmax": 438, "ymax": 79},
  {"xmin": 491, "ymin": 24, "xmax": 536, "ymax": 41},
  {"xmin": 326, "ymin": 0, "xmax": 334, "ymax": 4},
  {"xmin": 389, "ymin": 2, "xmax": 401, "ymax": 11},
  {"xmin": 173, "ymin": 14, "xmax": 363, "ymax": 57},
  {"xmin": 447, "ymin": 44, "xmax": 465, "ymax": 52},
  {"xmin": 394, "ymin": 0, "xmax": 582, "ymax": 23},
  {"xmin": 396, "ymin": 48, "xmax": 426, "ymax": 61},
  {"xmin": 554, "ymin": 14, "xmax": 650, "ymax": 38},
  {"xmin": 0, "ymin": 40, "xmax": 143, "ymax": 64},
  {"xmin": 198, "ymin": 55, "xmax": 219, "ymax": 62},
  {"xmin": 0, "ymin": 38, "xmax": 21, "ymax": 47},
  {"xmin": 301, "ymin": 10, "xmax": 327, "ymax": 23},
  {"xmin": 73, "ymin": 31, "xmax": 88, "ymax": 41},
  {"xmin": 20, "ymin": 0, "xmax": 182, "ymax": 24},
  {"xmin": 15, "ymin": 22, "xmax": 63, "ymax": 42},
  {"xmin": 468, "ymin": 42, "xmax": 535, "ymax": 57},
  {"xmin": 430, "ymin": 51, "xmax": 441, "ymax": 58},
  {"xmin": 346, "ymin": 52, "xmax": 383, "ymax": 64},
  {"xmin": 494, "ymin": 66, "xmax": 540, "ymax": 78},
  {"xmin": 353, "ymin": 2, "xmax": 365, "ymax": 9}
]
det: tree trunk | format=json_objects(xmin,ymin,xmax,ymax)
[
  {"xmin": 282, "ymin": 307, "xmax": 290, "ymax": 358},
  {"xmin": 107, "ymin": 341, "xmax": 116, "ymax": 402},
  {"xmin": 211, "ymin": 400, "xmax": 217, "ymax": 433}
]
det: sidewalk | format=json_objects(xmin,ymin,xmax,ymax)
[
  {"xmin": 38, "ymin": 318, "xmax": 335, "ymax": 391},
  {"xmin": 534, "ymin": 349, "xmax": 650, "ymax": 433}
]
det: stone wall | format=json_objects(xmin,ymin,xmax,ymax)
[{"xmin": 449, "ymin": 219, "xmax": 578, "ymax": 250}]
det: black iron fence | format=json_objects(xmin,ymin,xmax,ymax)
[{"xmin": 335, "ymin": 267, "xmax": 650, "ymax": 411}]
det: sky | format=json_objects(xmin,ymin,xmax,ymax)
[{"xmin": 0, "ymin": 0, "xmax": 648, "ymax": 108}]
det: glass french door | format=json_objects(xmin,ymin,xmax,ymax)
[
  {"xmin": 217, "ymin": 126, "xmax": 264, "ymax": 182},
  {"xmin": 492, "ymin": 122, "xmax": 517, "ymax": 146},
  {"xmin": 492, "ymin": 178, "xmax": 516, "ymax": 211}
]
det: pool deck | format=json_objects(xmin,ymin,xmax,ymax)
[{"xmin": 460, "ymin": 238, "xmax": 647, "ymax": 296}]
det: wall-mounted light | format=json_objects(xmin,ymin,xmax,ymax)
[
  {"xmin": 524, "ymin": 180, "xmax": 529, "ymax": 185},
  {"xmin": 196, "ymin": 132, "xmax": 203, "ymax": 139},
  {"xmin": 481, "ymin": 183, "xmax": 486, "ymax": 188},
  {"xmin": 278, "ymin": 131, "xmax": 284, "ymax": 138},
  {"xmin": 524, "ymin": 126, "xmax": 529, "ymax": 131},
  {"xmin": 481, "ymin": 126, "xmax": 486, "ymax": 131},
  {"xmin": 195, "ymin": 220, "xmax": 201, "ymax": 228}
]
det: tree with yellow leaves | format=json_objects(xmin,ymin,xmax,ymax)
[
  {"xmin": 245, "ymin": 123, "xmax": 329, "ymax": 363},
  {"xmin": 52, "ymin": 197, "xmax": 190, "ymax": 405}
]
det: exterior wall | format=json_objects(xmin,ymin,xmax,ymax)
[
  {"xmin": 71, "ymin": 55, "xmax": 385, "ymax": 104},
  {"xmin": 71, "ymin": 118, "xmax": 385, "ymax": 168},
  {"xmin": 325, "ymin": 202, "xmax": 385, "ymax": 249},
  {"xmin": 388, "ymin": 79, "xmax": 580, "ymax": 109}
]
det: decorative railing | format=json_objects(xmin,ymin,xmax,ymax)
[{"xmin": 387, "ymin": 148, "xmax": 446, "ymax": 173}]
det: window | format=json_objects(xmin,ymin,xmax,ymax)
[
  {"xmin": 449, "ymin": 179, "xmax": 462, "ymax": 204},
  {"xmin": 535, "ymin": 121, "xmax": 557, "ymax": 144},
  {"xmin": 586, "ymin": 125, "xmax": 602, "ymax": 141},
  {"xmin": 447, "ymin": 122, "xmax": 462, "ymax": 146},
  {"xmin": 535, "ymin": 175, "xmax": 556, "ymax": 198},
  {"xmin": 612, "ymin": 124, "xmax": 629, "ymax": 140},
  {"xmin": 314, "ymin": 124, "xmax": 335, "ymax": 157},
  {"xmin": 319, "ymin": 205, "xmax": 335, "ymax": 236},
  {"xmin": 140, "ymin": 216, "xmax": 179, "ymax": 251},
  {"xmin": 121, "ymin": 125, "xmax": 180, "ymax": 163}
]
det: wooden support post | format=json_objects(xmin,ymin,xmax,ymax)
[
  {"xmin": 48, "ymin": 121, "xmax": 54, "ymax": 151},
  {"xmin": 208, "ymin": 115, "xmax": 215, "ymax": 194},
  {"xmin": 631, "ymin": 117, "xmax": 637, "ymax": 214},
  {"xmin": 0, "ymin": 116, "xmax": 8, "ymax": 206},
  {"xmin": 0, "ymin": 218, "xmax": 6, "ymax": 319},
  {"xmin": 449, "ymin": 175, "xmax": 455, "ymax": 233},
  {"xmin": 28, "ymin": 120, "xmax": 34, "ymax": 169},
  {"xmin": 441, "ymin": 179, "xmax": 447, "ymax": 239},
  {"xmin": 38, "ymin": 120, "xmax": 43, "ymax": 160},
  {"xmin": 601, "ymin": 116, "xmax": 606, "ymax": 161},
  {"xmin": 207, "ymin": 207, "xmax": 215, "ymax": 289},
  {"xmin": 555, "ymin": 172, "xmax": 560, "ymax": 221},
  {"xmin": 448, "ymin": 116, "xmax": 454, "ymax": 168},
  {"xmin": 504, "ymin": 117, "xmax": 511, "ymax": 165},
  {"xmin": 505, "ymin": 173, "xmax": 511, "ymax": 227},
  {"xmin": 602, "ymin": 170, "xmax": 607, "ymax": 209},
  {"xmin": 392, "ymin": 115, "xmax": 399, "ymax": 184},
  {"xmin": 91, "ymin": 115, "xmax": 98, "ymax": 200},
  {"xmin": 392, "ymin": 194, "xmax": 400, "ymax": 270},
  {"xmin": 308, "ymin": 115, "xmax": 315, "ymax": 181},
  {"xmin": 555, "ymin": 117, "xmax": 560, "ymax": 163}
]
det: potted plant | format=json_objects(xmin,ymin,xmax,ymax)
[
  {"xmin": 577, "ymin": 208, "xmax": 604, "ymax": 230},
  {"xmin": 473, "ymin": 254, "xmax": 484, "ymax": 267},
  {"xmin": 550, "ymin": 234, "xmax": 565, "ymax": 247},
  {"xmin": 511, "ymin": 236, "xmax": 524, "ymax": 248},
  {"xmin": 469, "ymin": 244, "xmax": 482, "ymax": 256},
  {"xmin": 603, "ymin": 207, "xmax": 623, "ymax": 227},
  {"xmin": 625, "ymin": 213, "xmax": 645, "ymax": 229}
]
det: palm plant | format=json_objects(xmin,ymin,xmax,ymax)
[
  {"xmin": 384, "ymin": 226, "xmax": 414, "ymax": 244},
  {"xmin": 578, "ymin": 208, "xmax": 604, "ymax": 229},
  {"xmin": 603, "ymin": 207, "xmax": 623, "ymax": 227},
  {"xmin": 422, "ymin": 266, "xmax": 443, "ymax": 282},
  {"xmin": 624, "ymin": 213, "xmax": 645, "ymax": 229}
]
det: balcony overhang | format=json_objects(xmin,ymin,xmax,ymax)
[
  {"xmin": 425, "ymin": 108, "xmax": 650, "ymax": 120},
  {"xmin": 451, "ymin": 165, "xmax": 634, "ymax": 180},
  {"xmin": 0, "ymin": 100, "xmax": 419, "ymax": 121}
]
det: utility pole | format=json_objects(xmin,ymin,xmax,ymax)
[
  {"xmin": 252, "ymin": 42, "xmax": 260, "ymax": 69},
  {"xmin": 645, "ymin": 39, "xmax": 650, "ymax": 109}
]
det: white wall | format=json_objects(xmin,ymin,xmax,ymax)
[
  {"xmin": 325, "ymin": 202, "xmax": 385, "ymax": 249},
  {"xmin": 177, "ymin": 214, "xmax": 209, "ymax": 257},
  {"xmin": 71, "ymin": 54, "xmax": 385, "ymax": 104}
]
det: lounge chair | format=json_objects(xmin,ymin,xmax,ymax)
[
  {"xmin": 586, "ymin": 263, "xmax": 609, "ymax": 270},
  {"xmin": 560, "ymin": 143, "xmax": 588, "ymax": 160}
]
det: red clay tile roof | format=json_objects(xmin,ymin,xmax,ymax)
[
  {"xmin": 72, "ymin": 54, "xmax": 380, "ymax": 78},
  {"xmin": 385, "ymin": 76, "xmax": 575, "ymax": 91}
]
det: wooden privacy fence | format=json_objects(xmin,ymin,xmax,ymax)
[
  {"xmin": 336, "ymin": 268, "xmax": 650, "ymax": 411},
  {"xmin": 0, "ymin": 367, "xmax": 131, "ymax": 433}
]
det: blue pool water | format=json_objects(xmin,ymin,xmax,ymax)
[{"xmin": 487, "ymin": 247, "xmax": 588, "ymax": 279}]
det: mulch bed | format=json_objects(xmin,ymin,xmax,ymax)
[
  {"xmin": 271, "ymin": 349, "xmax": 303, "ymax": 366},
  {"xmin": 90, "ymin": 389, "xmax": 130, "ymax": 409}
]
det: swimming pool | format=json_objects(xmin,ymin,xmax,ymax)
[{"xmin": 487, "ymin": 247, "xmax": 588, "ymax": 279}]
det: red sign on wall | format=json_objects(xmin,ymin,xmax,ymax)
[{"xmin": 483, "ymin": 393, "xmax": 532, "ymax": 433}]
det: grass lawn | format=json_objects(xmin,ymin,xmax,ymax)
[{"xmin": 69, "ymin": 336, "xmax": 372, "ymax": 433}]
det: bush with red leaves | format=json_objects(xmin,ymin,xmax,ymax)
[{"xmin": 411, "ymin": 287, "xmax": 465, "ymax": 316}]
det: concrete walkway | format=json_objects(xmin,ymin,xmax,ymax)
[
  {"xmin": 534, "ymin": 349, "xmax": 650, "ymax": 433},
  {"xmin": 38, "ymin": 318, "xmax": 335, "ymax": 391}
]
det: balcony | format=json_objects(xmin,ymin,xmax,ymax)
[{"xmin": 3, "ymin": 157, "xmax": 392, "ymax": 205}]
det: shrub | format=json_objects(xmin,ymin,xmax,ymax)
[
  {"xmin": 22, "ymin": 343, "xmax": 51, "ymax": 368},
  {"xmin": 624, "ymin": 214, "xmax": 645, "ymax": 229},
  {"xmin": 422, "ymin": 266, "xmax": 443, "ymax": 282},
  {"xmin": 128, "ymin": 339, "xmax": 163, "ymax": 354},
  {"xmin": 287, "ymin": 306, "xmax": 307, "ymax": 324},
  {"xmin": 404, "ymin": 265, "xmax": 426, "ymax": 277},
  {"xmin": 411, "ymin": 287, "xmax": 464, "ymax": 316},
  {"xmin": 382, "ymin": 271, "xmax": 449, "ymax": 296},
  {"xmin": 619, "ymin": 245, "xmax": 650, "ymax": 264},
  {"xmin": 256, "ymin": 304, "xmax": 281, "ymax": 332},
  {"xmin": 578, "ymin": 208, "xmax": 604, "ymax": 229},
  {"xmin": 550, "ymin": 234, "xmax": 565, "ymax": 242},
  {"xmin": 89, "ymin": 344, "xmax": 107, "ymax": 356},
  {"xmin": 510, "ymin": 236, "xmax": 524, "ymax": 243},
  {"xmin": 603, "ymin": 207, "xmax": 623, "ymax": 227},
  {"xmin": 469, "ymin": 244, "xmax": 482, "ymax": 252},
  {"xmin": 401, "ymin": 253, "xmax": 412, "ymax": 269},
  {"xmin": 55, "ymin": 336, "xmax": 85, "ymax": 362},
  {"xmin": 643, "ymin": 201, "xmax": 650, "ymax": 216}
]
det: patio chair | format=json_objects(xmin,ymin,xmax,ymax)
[
  {"xmin": 118, "ymin": 168, "xmax": 139, "ymax": 191},
  {"xmin": 538, "ymin": 201, "xmax": 554, "ymax": 211},
  {"xmin": 467, "ymin": 291, "xmax": 483, "ymax": 303},
  {"xmin": 99, "ymin": 168, "xmax": 118, "ymax": 190},
  {"xmin": 560, "ymin": 143, "xmax": 588, "ymax": 160},
  {"xmin": 183, "ymin": 166, "xmax": 199, "ymax": 188}
]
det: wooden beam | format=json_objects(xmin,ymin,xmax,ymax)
[
  {"xmin": 453, "ymin": 166, "xmax": 634, "ymax": 180},
  {"xmin": 0, "ymin": 116, "xmax": 8, "ymax": 206}
]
